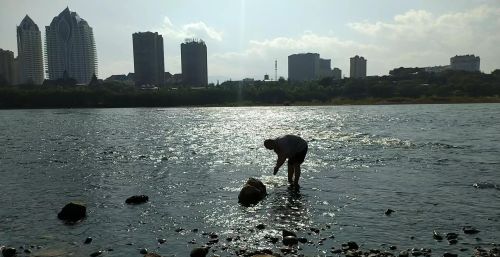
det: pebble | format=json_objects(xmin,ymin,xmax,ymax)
[
  {"xmin": 256, "ymin": 224, "xmax": 266, "ymax": 230},
  {"xmin": 157, "ymin": 238, "xmax": 167, "ymax": 244},
  {"xmin": 283, "ymin": 236, "xmax": 299, "ymax": 246},
  {"xmin": 2, "ymin": 247, "xmax": 17, "ymax": 257},
  {"xmin": 443, "ymin": 253, "xmax": 457, "ymax": 257},
  {"xmin": 385, "ymin": 209, "xmax": 395, "ymax": 215},
  {"xmin": 463, "ymin": 226, "xmax": 480, "ymax": 234},
  {"xmin": 139, "ymin": 248, "xmax": 148, "ymax": 254}
]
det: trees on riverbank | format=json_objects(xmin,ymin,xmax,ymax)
[{"xmin": 0, "ymin": 70, "xmax": 499, "ymax": 108}]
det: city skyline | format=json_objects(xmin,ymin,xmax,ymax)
[{"xmin": 1, "ymin": 0, "xmax": 499, "ymax": 82}]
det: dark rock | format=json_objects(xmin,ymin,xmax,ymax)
[
  {"xmin": 24, "ymin": 249, "xmax": 32, "ymax": 254},
  {"xmin": 459, "ymin": 249, "xmax": 468, "ymax": 252},
  {"xmin": 126, "ymin": 195, "xmax": 149, "ymax": 204},
  {"xmin": 90, "ymin": 250, "xmax": 103, "ymax": 257},
  {"xmin": 443, "ymin": 253, "xmax": 457, "ymax": 257},
  {"xmin": 385, "ymin": 209, "xmax": 395, "ymax": 215},
  {"xmin": 192, "ymin": 228, "xmax": 199, "ymax": 233},
  {"xmin": 344, "ymin": 241, "xmax": 359, "ymax": 251},
  {"xmin": 84, "ymin": 237, "xmax": 92, "ymax": 244},
  {"xmin": 2, "ymin": 247, "xmax": 16, "ymax": 257},
  {"xmin": 298, "ymin": 237, "xmax": 308, "ymax": 243},
  {"xmin": 226, "ymin": 237, "xmax": 233, "ymax": 242},
  {"xmin": 433, "ymin": 230, "xmax": 443, "ymax": 241},
  {"xmin": 256, "ymin": 224, "xmax": 266, "ymax": 230},
  {"xmin": 446, "ymin": 233, "xmax": 458, "ymax": 240},
  {"xmin": 283, "ymin": 236, "xmax": 299, "ymax": 246},
  {"xmin": 175, "ymin": 228, "xmax": 184, "ymax": 233},
  {"xmin": 282, "ymin": 229, "xmax": 297, "ymax": 238},
  {"xmin": 190, "ymin": 247, "xmax": 209, "ymax": 257},
  {"xmin": 238, "ymin": 178, "xmax": 267, "ymax": 206},
  {"xmin": 139, "ymin": 248, "xmax": 148, "ymax": 254},
  {"xmin": 448, "ymin": 239, "xmax": 458, "ymax": 245},
  {"xmin": 463, "ymin": 226, "xmax": 480, "ymax": 234},
  {"xmin": 209, "ymin": 233, "xmax": 218, "ymax": 239},
  {"xmin": 157, "ymin": 238, "xmax": 166, "ymax": 244},
  {"xmin": 332, "ymin": 249, "xmax": 343, "ymax": 254},
  {"xmin": 57, "ymin": 202, "xmax": 87, "ymax": 223},
  {"xmin": 310, "ymin": 227, "xmax": 320, "ymax": 234},
  {"xmin": 390, "ymin": 246, "xmax": 398, "ymax": 250}
]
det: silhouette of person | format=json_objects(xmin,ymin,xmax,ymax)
[{"xmin": 264, "ymin": 135, "xmax": 308, "ymax": 187}]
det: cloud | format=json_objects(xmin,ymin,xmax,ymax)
[
  {"xmin": 208, "ymin": 4, "xmax": 500, "ymax": 80},
  {"xmin": 158, "ymin": 16, "xmax": 223, "ymax": 41},
  {"xmin": 347, "ymin": 5, "xmax": 500, "ymax": 72}
]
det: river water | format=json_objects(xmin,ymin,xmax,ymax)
[{"xmin": 0, "ymin": 104, "xmax": 499, "ymax": 256}]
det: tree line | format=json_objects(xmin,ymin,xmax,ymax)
[{"xmin": 0, "ymin": 69, "xmax": 499, "ymax": 108}]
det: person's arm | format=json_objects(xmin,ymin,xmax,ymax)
[{"xmin": 274, "ymin": 152, "xmax": 287, "ymax": 175}]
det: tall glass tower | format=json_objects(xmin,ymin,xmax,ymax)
[{"xmin": 17, "ymin": 15, "xmax": 44, "ymax": 85}]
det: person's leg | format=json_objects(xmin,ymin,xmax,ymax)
[
  {"xmin": 293, "ymin": 164, "xmax": 301, "ymax": 186},
  {"xmin": 287, "ymin": 162, "xmax": 294, "ymax": 185}
]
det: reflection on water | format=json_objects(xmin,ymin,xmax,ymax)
[{"xmin": 0, "ymin": 105, "xmax": 499, "ymax": 256}]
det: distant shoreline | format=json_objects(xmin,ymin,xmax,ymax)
[{"xmin": 1, "ymin": 96, "xmax": 499, "ymax": 110}]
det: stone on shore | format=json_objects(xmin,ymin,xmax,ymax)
[
  {"xmin": 283, "ymin": 236, "xmax": 299, "ymax": 246},
  {"xmin": 57, "ymin": 202, "xmax": 86, "ymax": 223},
  {"xmin": 463, "ymin": 226, "xmax": 480, "ymax": 234},
  {"xmin": 238, "ymin": 178, "xmax": 266, "ymax": 206},
  {"xmin": 125, "ymin": 195, "xmax": 149, "ymax": 204}
]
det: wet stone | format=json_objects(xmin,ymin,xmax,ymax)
[
  {"xmin": 390, "ymin": 246, "xmax": 398, "ymax": 250},
  {"xmin": 157, "ymin": 238, "xmax": 167, "ymax": 244},
  {"xmin": 24, "ymin": 249, "xmax": 32, "ymax": 254},
  {"xmin": 125, "ymin": 195, "xmax": 149, "ymax": 204},
  {"xmin": 448, "ymin": 239, "xmax": 458, "ymax": 245},
  {"xmin": 443, "ymin": 253, "xmax": 457, "ymax": 257},
  {"xmin": 282, "ymin": 229, "xmax": 297, "ymax": 238},
  {"xmin": 298, "ymin": 237, "xmax": 308, "ymax": 244},
  {"xmin": 446, "ymin": 233, "xmax": 458, "ymax": 240},
  {"xmin": 399, "ymin": 251, "xmax": 409, "ymax": 257},
  {"xmin": 283, "ymin": 236, "xmax": 299, "ymax": 246},
  {"xmin": 463, "ymin": 226, "xmax": 480, "ymax": 234},
  {"xmin": 190, "ymin": 247, "xmax": 209, "ymax": 257},
  {"xmin": 256, "ymin": 224, "xmax": 266, "ymax": 230},
  {"xmin": 58, "ymin": 202, "xmax": 86, "ymax": 223},
  {"xmin": 310, "ymin": 227, "xmax": 320, "ymax": 234},
  {"xmin": 385, "ymin": 209, "xmax": 395, "ymax": 215},
  {"xmin": 139, "ymin": 248, "xmax": 148, "ymax": 254},
  {"xmin": 2, "ymin": 247, "xmax": 17, "ymax": 257}
]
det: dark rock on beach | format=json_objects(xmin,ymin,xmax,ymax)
[
  {"xmin": 385, "ymin": 209, "xmax": 395, "ymax": 215},
  {"xmin": 238, "ymin": 178, "xmax": 267, "ymax": 206},
  {"xmin": 125, "ymin": 195, "xmax": 149, "ymax": 204},
  {"xmin": 433, "ymin": 230, "xmax": 443, "ymax": 241},
  {"xmin": 443, "ymin": 253, "xmax": 458, "ymax": 257},
  {"xmin": 139, "ymin": 248, "xmax": 148, "ymax": 254},
  {"xmin": 90, "ymin": 250, "xmax": 103, "ymax": 257},
  {"xmin": 282, "ymin": 229, "xmax": 297, "ymax": 238},
  {"xmin": 57, "ymin": 202, "xmax": 86, "ymax": 223}
]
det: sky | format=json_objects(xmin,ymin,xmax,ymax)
[{"xmin": 1, "ymin": 0, "xmax": 499, "ymax": 82}]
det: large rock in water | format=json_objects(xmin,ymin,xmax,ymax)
[
  {"xmin": 238, "ymin": 178, "xmax": 267, "ymax": 206},
  {"xmin": 125, "ymin": 195, "xmax": 149, "ymax": 204},
  {"xmin": 57, "ymin": 202, "xmax": 86, "ymax": 223}
]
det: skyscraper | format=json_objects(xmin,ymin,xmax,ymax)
[
  {"xmin": 350, "ymin": 55, "xmax": 367, "ymax": 78},
  {"xmin": 45, "ymin": 7, "xmax": 97, "ymax": 84},
  {"xmin": 288, "ymin": 53, "xmax": 320, "ymax": 82},
  {"xmin": 181, "ymin": 39, "xmax": 208, "ymax": 87},
  {"xmin": 133, "ymin": 32, "xmax": 165, "ymax": 86},
  {"xmin": 17, "ymin": 15, "xmax": 44, "ymax": 85},
  {"xmin": 0, "ymin": 49, "xmax": 15, "ymax": 85}
]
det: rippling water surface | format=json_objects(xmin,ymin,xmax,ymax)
[{"xmin": 0, "ymin": 104, "xmax": 499, "ymax": 256}]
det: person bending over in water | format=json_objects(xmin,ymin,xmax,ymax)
[{"xmin": 264, "ymin": 135, "xmax": 308, "ymax": 187}]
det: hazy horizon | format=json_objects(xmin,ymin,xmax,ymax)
[{"xmin": 1, "ymin": 0, "xmax": 499, "ymax": 82}]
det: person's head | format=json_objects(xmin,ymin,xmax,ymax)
[{"xmin": 264, "ymin": 139, "xmax": 275, "ymax": 150}]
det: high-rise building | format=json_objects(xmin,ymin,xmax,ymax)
[
  {"xmin": 181, "ymin": 39, "xmax": 208, "ymax": 87},
  {"xmin": 332, "ymin": 68, "xmax": 342, "ymax": 80},
  {"xmin": 350, "ymin": 55, "xmax": 367, "ymax": 78},
  {"xmin": 45, "ymin": 7, "xmax": 97, "ymax": 84},
  {"xmin": 17, "ymin": 15, "xmax": 44, "ymax": 85},
  {"xmin": 133, "ymin": 32, "xmax": 165, "ymax": 86},
  {"xmin": 288, "ymin": 53, "xmax": 320, "ymax": 82},
  {"xmin": 450, "ymin": 55, "xmax": 480, "ymax": 72},
  {"xmin": 0, "ymin": 49, "xmax": 15, "ymax": 85},
  {"xmin": 319, "ymin": 58, "xmax": 333, "ymax": 78}
]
